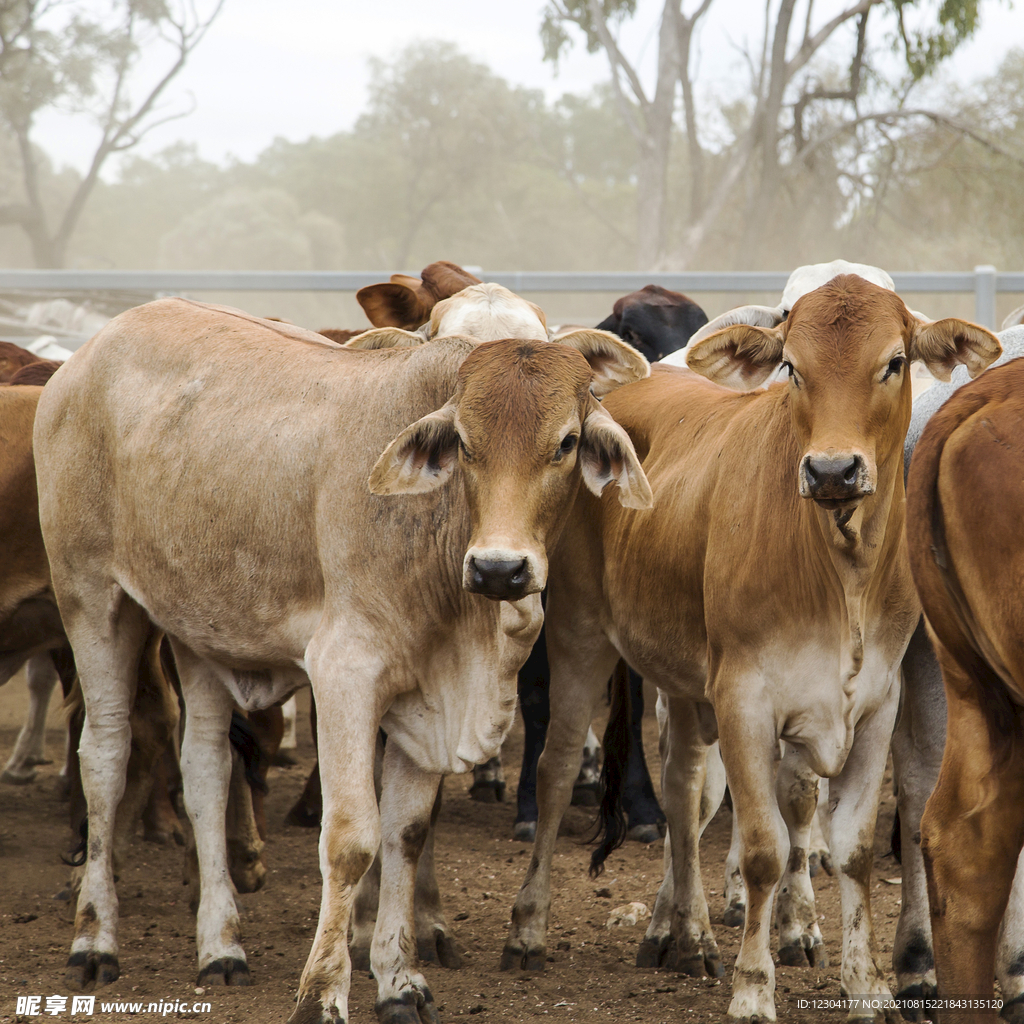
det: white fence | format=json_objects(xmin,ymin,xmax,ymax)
[{"xmin": 0, "ymin": 265, "xmax": 1021, "ymax": 332}]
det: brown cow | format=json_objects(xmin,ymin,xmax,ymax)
[
  {"xmin": 33, "ymin": 298, "xmax": 651, "ymax": 1021},
  {"xmin": 0, "ymin": 340, "xmax": 40, "ymax": 382},
  {"xmin": 502, "ymin": 275, "xmax": 1000, "ymax": 1021},
  {"xmin": 907, "ymin": 357, "xmax": 1024, "ymax": 1021}
]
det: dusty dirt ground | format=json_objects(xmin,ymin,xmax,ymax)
[{"xmin": 0, "ymin": 684, "xmax": 906, "ymax": 1024}]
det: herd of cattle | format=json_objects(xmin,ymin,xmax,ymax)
[{"xmin": 3, "ymin": 257, "xmax": 1024, "ymax": 1024}]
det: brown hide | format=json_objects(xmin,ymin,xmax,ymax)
[
  {"xmin": 356, "ymin": 261, "xmax": 482, "ymax": 329},
  {"xmin": 0, "ymin": 341, "xmax": 39, "ymax": 383},
  {"xmin": 6, "ymin": 359, "xmax": 62, "ymax": 386},
  {"xmin": 907, "ymin": 357, "xmax": 1024, "ymax": 1009}
]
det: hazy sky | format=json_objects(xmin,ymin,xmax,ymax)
[{"xmin": 33, "ymin": 0, "xmax": 1024, "ymax": 177}]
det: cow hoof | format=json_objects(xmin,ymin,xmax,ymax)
[
  {"xmin": 807, "ymin": 851, "xmax": 833, "ymax": 878},
  {"xmin": 290, "ymin": 996, "xmax": 340, "ymax": 1024},
  {"xmin": 418, "ymin": 928, "xmax": 463, "ymax": 969},
  {"xmin": 1, "ymin": 766, "xmax": 37, "ymax": 785},
  {"xmin": 636, "ymin": 935, "xmax": 669, "ymax": 969},
  {"xmin": 777, "ymin": 940, "xmax": 827, "ymax": 968},
  {"xmin": 468, "ymin": 780, "xmax": 506, "ymax": 803},
  {"xmin": 571, "ymin": 781, "xmax": 601, "ymax": 807},
  {"xmin": 1001, "ymin": 994, "xmax": 1024, "ymax": 1024},
  {"xmin": 499, "ymin": 942, "xmax": 545, "ymax": 972},
  {"xmin": 197, "ymin": 957, "xmax": 251, "ymax": 986},
  {"xmin": 723, "ymin": 903, "xmax": 746, "ymax": 928},
  {"xmin": 512, "ymin": 820, "xmax": 536, "ymax": 843},
  {"xmin": 285, "ymin": 802, "xmax": 322, "ymax": 828},
  {"xmin": 664, "ymin": 940, "xmax": 724, "ymax": 979},
  {"xmin": 143, "ymin": 825, "xmax": 186, "ymax": 847},
  {"xmin": 893, "ymin": 982, "xmax": 937, "ymax": 1022},
  {"xmin": 376, "ymin": 989, "xmax": 440, "ymax": 1024},
  {"xmin": 625, "ymin": 823, "xmax": 662, "ymax": 844},
  {"xmin": 66, "ymin": 951, "xmax": 119, "ymax": 989},
  {"xmin": 350, "ymin": 945, "xmax": 371, "ymax": 973}
]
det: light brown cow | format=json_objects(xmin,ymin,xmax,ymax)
[
  {"xmin": 502, "ymin": 275, "xmax": 999, "ymax": 1021},
  {"xmin": 33, "ymin": 298, "xmax": 651, "ymax": 1023},
  {"xmin": 907, "ymin": 357, "xmax": 1024, "ymax": 1021}
]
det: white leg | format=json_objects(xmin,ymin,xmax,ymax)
[
  {"xmin": 2, "ymin": 653, "xmax": 59, "ymax": 783},
  {"xmin": 775, "ymin": 745, "xmax": 827, "ymax": 967},
  {"xmin": 808, "ymin": 778, "xmax": 833, "ymax": 877},
  {"xmin": 65, "ymin": 594, "xmax": 146, "ymax": 990},
  {"xmin": 371, "ymin": 742, "xmax": 444, "ymax": 1024},
  {"xmin": 997, "ymin": 849, "xmax": 1024, "ymax": 1023},
  {"xmin": 281, "ymin": 695, "xmax": 298, "ymax": 749},
  {"xmin": 171, "ymin": 642, "xmax": 250, "ymax": 985},
  {"xmin": 823, "ymin": 683, "xmax": 901, "ymax": 1023}
]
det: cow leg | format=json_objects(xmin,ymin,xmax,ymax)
[
  {"xmin": 717, "ymin": 698, "xmax": 786, "ymax": 1022},
  {"xmin": 775, "ymin": 745, "xmax": 827, "ymax": 968},
  {"xmin": 807, "ymin": 780, "xmax": 832, "ymax": 878},
  {"xmin": 513, "ymin": 629, "xmax": 550, "ymax": 841},
  {"xmin": 372, "ymin": 742, "xmax": 444, "ymax": 1024},
  {"xmin": 501, "ymin": 633, "xmax": 618, "ymax": 972},
  {"xmin": 997, "ymin": 850, "xmax": 1024, "ymax": 1024},
  {"xmin": 723, "ymin": 804, "xmax": 748, "ymax": 929},
  {"xmin": 64, "ymin": 593, "xmax": 147, "ymax": 990},
  {"xmin": 293, "ymin": 661, "xmax": 381, "ymax": 1024},
  {"xmin": 142, "ymin": 748, "xmax": 185, "ymax": 846},
  {"xmin": 415, "ymin": 784, "xmax": 462, "ymax": 969},
  {"xmin": 248, "ymin": 706, "xmax": 284, "ymax": 840},
  {"xmin": 921, "ymin": 658, "xmax": 1024, "ymax": 1018},
  {"xmin": 287, "ymin": 697, "xmax": 323, "ymax": 828},
  {"xmin": 890, "ymin": 620, "xmax": 945, "ymax": 1015},
  {"xmin": 2, "ymin": 652, "xmax": 59, "ymax": 783},
  {"xmin": 469, "ymin": 756, "xmax": 506, "ymax": 803},
  {"xmin": 824, "ymin": 684, "xmax": 901, "ymax": 1022},
  {"xmin": 622, "ymin": 670, "xmax": 665, "ymax": 843},
  {"xmin": 169, "ymin": 643, "xmax": 251, "ymax": 986},
  {"xmin": 637, "ymin": 696, "xmax": 722, "ymax": 976}
]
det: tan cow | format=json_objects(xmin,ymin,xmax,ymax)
[
  {"xmin": 907, "ymin": 357, "xmax": 1024, "ymax": 1021},
  {"xmin": 502, "ymin": 275, "xmax": 999, "ymax": 1021},
  {"xmin": 33, "ymin": 298, "xmax": 651, "ymax": 1023}
]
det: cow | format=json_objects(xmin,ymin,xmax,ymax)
[
  {"xmin": 32, "ymin": 297, "xmax": 652, "ymax": 1023},
  {"xmin": 891, "ymin": 324, "xmax": 1024, "ymax": 1022},
  {"xmin": 595, "ymin": 283, "xmax": 708, "ymax": 363},
  {"xmin": 905, "ymin": 350, "xmax": 1024, "ymax": 1022},
  {"xmin": 0, "ymin": 340, "xmax": 42, "ymax": 382},
  {"xmin": 1002, "ymin": 303, "xmax": 1024, "ymax": 330},
  {"xmin": 500, "ymin": 272, "xmax": 1000, "ymax": 1022}
]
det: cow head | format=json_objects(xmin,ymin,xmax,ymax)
[
  {"xmin": 355, "ymin": 261, "xmax": 482, "ymax": 330},
  {"xmin": 427, "ymin": 283, "xmax": 548, "ymax": 343},
  {"xmin": 369, "ymin": 331, "xmax": 652, "ymax": 600},
  {"xmin": 596, "ymin": 284, "xmax": 708, "ymax": 362},
  {"xmin": 686, "ymin": 274, "xmax": 1001, "ymax": 510}
]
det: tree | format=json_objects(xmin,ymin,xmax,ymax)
[
  {"xmin": 542, "ymin": 0, "xmax": 987, "ymax": 269},
  {"xmin": 0, "ymin": 0, "xmax": 224, "ymax": 267}
]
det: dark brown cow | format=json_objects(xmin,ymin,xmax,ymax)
[
  {"xmin": 0, "ymin": 341, "xmax": 40, "ymax": 382},
  {"xmin": 595, "ymin": 284, "xmax": 708, "ymax": 362},
  {"xmin": 907, "ymin": 357, "xmax": 1024, "ymax": 1021}
]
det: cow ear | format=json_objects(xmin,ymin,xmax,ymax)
[
  {"xmin": 910, "ymin": 318, "xmax": 1002, "ymax": 381},
  {"xmin": 356, "ymin": 282, "xmax": 434, "ymax": 330},
  {"xmin": 343, "ymin": 327, "xmax": 425, "ymax": 350},
  {"xmin": 369, "ymin": 401, "xmax": 459, "ymax": 495},
  {"xmin": 685, "ymin": 324, "xmax": 786, "ymax": 389},
  {"xmin": 579, "ymin": 404, "xmax": 653, "ymax": 509},
  {"xmin": 555, "ymin": 329, "xmax": 649, "ymax": 397},
  {"xmin": 420, "ymin": 261, "xmax": 482, "ymax": 299}
]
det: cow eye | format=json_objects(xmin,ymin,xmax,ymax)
[
  {"xmin": 882, "ymin": 356, "xmax": 905, "ymax": 382},
  {"xmin": 555, "ymin": 434, "xmax": 577, "ymax": 460},
  {"xmin": 457, "ymin": 435, "xmax": 471, "ymax": 461},
  {"xmin": 781, "ymin": 361, "xmax": 799, "ymax": 387}
]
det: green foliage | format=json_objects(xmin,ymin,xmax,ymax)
[
  {"xmin": 892, "ymin": 0, "xmax": 984, "ymax": 79},
  {"xmin": 540, "ymin": 0, "xmax": 637, "ymax": 63}
]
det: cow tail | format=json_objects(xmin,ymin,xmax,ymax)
[
  {"xmin": 588, "ymin": 658, "xmax": 631, "ymax": 878},
  {"xmin": 907, "ymin": 391, "xmax": 1021, "ymax": 797},
  {"xmin": 229, "ymin": 712, "xmax": 269, "ymax": 795}
]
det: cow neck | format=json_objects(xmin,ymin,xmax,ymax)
[{"xmin": 805, "ymin": 445, "xmax": 906, "ymax": 680}]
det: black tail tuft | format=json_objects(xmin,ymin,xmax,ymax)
[
  {"xmin": 588, "ymin": 659, "xmax": 631, "ymax": 878},
  {"xmin": 229, "ymin": 711, "xmax": 268, "ymax": 795}
]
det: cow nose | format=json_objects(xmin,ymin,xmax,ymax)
[
  {"xmin": 467, "ymin": 557, "xmax": 530, "ymax": 600},
  {"xmin": 801, "ymin": 454, "xmax": 865, "ymax": 502}
]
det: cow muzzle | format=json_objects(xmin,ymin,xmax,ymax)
[
  {"xmin": 799, "ymin": 453, "xmax": 873, "ymax": 507},
  {"xmin": 463, "ymin": 550, "xmax": 541, "ymax": 601}
]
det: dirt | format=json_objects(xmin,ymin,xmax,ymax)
[{"xmin": 0, "ymin": 686, "xmax": 905, "ymax": 1024}]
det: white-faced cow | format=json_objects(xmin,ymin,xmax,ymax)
[
  {"xmin": 501, "ymin": 273, "xmax": 999, "ymax": 1022},
  {"xmin": 33, "ymin": 298, "xmax": 651, "ymax": 1024}
]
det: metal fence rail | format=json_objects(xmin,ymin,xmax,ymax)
[{"xmin": 1, "ymin": 265, "xmax": 1022, "ymax": 327}]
